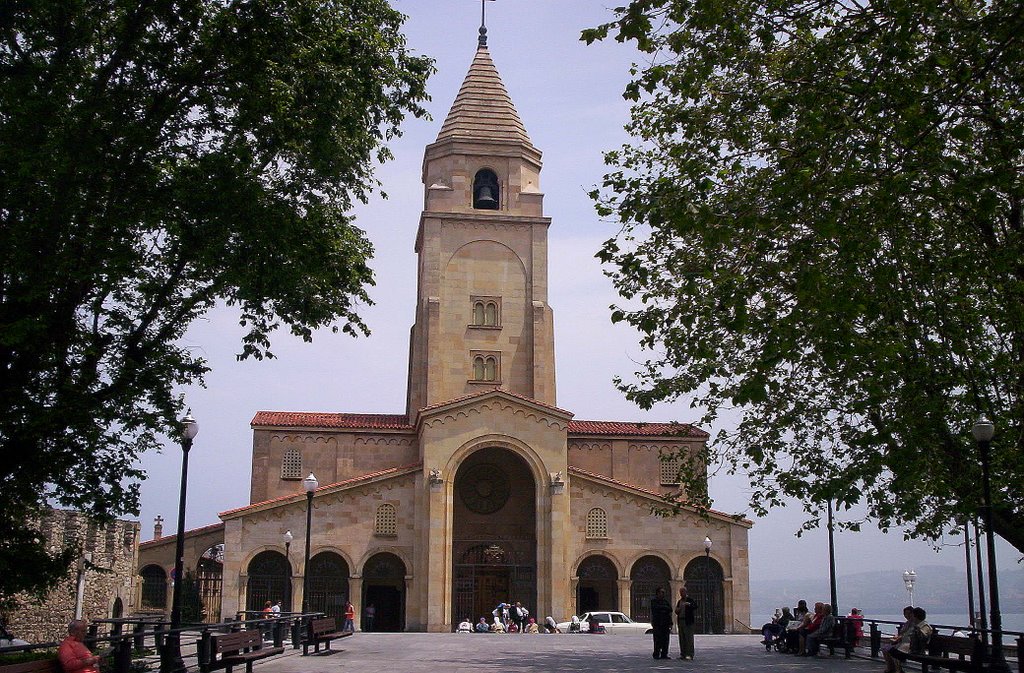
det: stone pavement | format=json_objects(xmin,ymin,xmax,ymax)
[{"xmin": 247, "ymin": 634, "xmax": 885, "ymax": 673}]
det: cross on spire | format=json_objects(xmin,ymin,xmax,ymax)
[{"xmin": 478, "ymin": 0, "xmax": 495, "ymax": 47}]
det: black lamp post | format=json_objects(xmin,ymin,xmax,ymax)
[
  {"xmin": 283, "ymin": 530, "xmax": 293, "ymax": 611},
  {"xmin": 974, "ymin": 517, "xmax": 988, "ymax": 643},
  {"xmin": 161, "ymin": 411, "xmax": 198, "ymax": 673},
  {"xmin": 963, "ymin": 520, "xmax": 976, "ymax": 628},
  {"xmin": 973, "ymin": 415, "xmax": 1009, "ymax": 673},
  {"xmin": 702, "ymin": 536, "xmax": 712, "ymax": 634},
  {"xmin": 827, "ymin": 499, "xmax": 838, "ymax": 618},
  {"xmin": 301, "ymin": 473, "xmax": 318, "ymax": 614}
]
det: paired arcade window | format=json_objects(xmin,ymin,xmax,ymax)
[
  {"xmin": 470, "ymin": 296, "xmax": 501, "ymax": 327},
  {"xmin": 471, "ymin": 352, "xmax": 500, "ymax": 383}
]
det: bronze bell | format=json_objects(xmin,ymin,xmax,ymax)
[{"xmin": 475, "ymin": 186, "xmax": 497, "ymax": 208}]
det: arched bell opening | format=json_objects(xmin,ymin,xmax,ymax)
[
  {"xmin": 472, "ymin": 169, "xmax": 500, "ymax": 210},
  {"xmin": 451, "ymin": 446, "xmax": 536, "ymax": 625}
]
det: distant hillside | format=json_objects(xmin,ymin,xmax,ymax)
[{"xmin": 751, "ymin": 565, "xmax": 1024, "ymax": 617}]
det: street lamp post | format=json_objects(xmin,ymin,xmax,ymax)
[
  {"xmin": 973, "ymin": 416, "xmax": 1010, "ymax": 673},
  {"xmin": 161, "ymin": 411, "xmax": 198, "ymax": 673},
  {"xmin": 963, "ymin": 520, "xmax": 976, "ymax": 629},
  {"xmin": 902, "ymin": 569, "xmax": 916, "ymax": 606},
  {"xmin": 301, "ymin": 474, "xmax": 318, "ymax": 615},
  {"xmin": 974, "ymin": 517, "xmax": 988, "ymax": 643},
  {"xmin": 827, "ymin": 499, "xmax": 838, "ymax": 618},
  {"xmin": 283, "ymin": 530, "xmax": 293, "ymax": 611},
  {"xmin": 703, "ymin": 536, "xmax": 712, "ymax": 634}
]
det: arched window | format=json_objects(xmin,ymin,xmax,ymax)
[
  {"xmin": 470, "ymin": 298, "xmax": 500, "ymax": 327},
  {"xmin": 484, "ymin": 302, "xmax": 498, "ymax": 325},
  {"xmin": 472, "ymin": 169, "xmax": 499, "ymax": 210},
  {"xmin": 375, "ymin": 504, "xmax": 397, "ymax": 537},
  {"xmin": 473, "ymin": 302, "xmax": 485, "ymax": 325},
  {"xmin": 586, "ymin": 508, "xmax": 608, "ymax": 539},
  {"xmin": 281, "ymin": 448, "xmax": 302, "ymax": 480},
  {"xmin": 471, "ymin": 354, "xmax": 499, "ymax": 382}
]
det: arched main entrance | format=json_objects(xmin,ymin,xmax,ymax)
[
  {"xmin": 306, "ymin": 552, "xmax": 350, "ymax": 622},
  {"xmin": 362, "ymin": 553, "xmax": 405, "ymax": 631},
  {"xmin": 576, "ymin": 555, "xmax": 619, "ymax": 614},
  {"xmin": 140, "ymin": 565, "xmax": 167, "ymax": 609},
  {"xmin": 451, "ymin": 447, "xmax": 536, "ymax": 625},
  {"xmin": 684, "ymin": 555, "xmax": 725, "ymax": 633},
  {"xmin": 246, "ymin": 551, "xmax": 290, "ymax": 614},
  {"xmin": 197, "ymin": 543, "xmax": 223, "ymax": 622},
  {"xmin": 629, "ymin": 555, "xmax": 671, "ymax": 622}
]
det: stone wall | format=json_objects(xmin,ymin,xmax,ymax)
[{"xmin": 5, "ymin": 509, "xmax": 139, "ymax": 644}]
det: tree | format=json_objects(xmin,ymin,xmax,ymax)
[
  {"xmin": 0, "ymin": 0, "xmax": 431, "ymax": 605},
  {"xmin": 583, "ymin": 0, "xmax": 1024, "ymax": 552}
]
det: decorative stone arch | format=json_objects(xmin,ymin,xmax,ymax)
[
  {"xmin": 244, "ymin": 549, "xmax": 290, "ymax": 615},
  {"xmin": 238, "ymin": 544, "xmax": 292, "ymax": 575},
  {"xmin": 355, "ymin": 546, "xmax": 413, "ymax": 576},
  {"xmin": 625, "ymin": 549, "xmax": 677, "ymax": 578},
  {"xmin": 444, "ymin": 434, "xmax": 549, "ymax": 490},
  {"xmin": 139, "ymin": 564, "xmax": 167, "ymax": 610},
  {"xmin": 677, "ymin": 548, "xmax": 727, "ymax": 580},
  {"xmin": 311, "ymin": 545, "xmax": 358, "ymax": 575},
  {"xmin": 684, "ymin": 554, "xmax": 726, "ymax": 634},
  {"xmin": 361, "ymin": 552, "xmax": 408, "ymax": 632},
  {"xmin": 306, "ymin": 551, "xmax": 350, "ymax": 622},
  {"xmin": 444, "ymin": 240, "xmax": 528, "ymax": 280},
  {"xmin": 575, "ymin": 554, "xmax": 621, "ymax": 614},
  {"xmin": 628, "ymin": 554, "xmax": 673, "ymax": 623},
  {"xmin": 571, "ymin": 549, "xmax": 624, "ymax": 578}
]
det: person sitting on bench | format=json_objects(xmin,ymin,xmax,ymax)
[{"xmin": 58, "ymin": 621, "xmax": 100, "ymax": 673}]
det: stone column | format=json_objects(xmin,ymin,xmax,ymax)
[
  {"xmin": 424, "ymin": 472, "xmax": 450, "ymax": 632},
  {"xmin": 618, "ymin": 578, "xmax": 631, "ymax": 618},
  {"xmin": 348, "ymin": 576, "xmax": 363, "ymax": 630}
]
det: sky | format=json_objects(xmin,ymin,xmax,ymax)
[{"xmin": 134, "ymin": 0, "xmax": 1019, "ymax": 598}]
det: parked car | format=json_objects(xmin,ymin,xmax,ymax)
[{"xmin": 556, "ymin": 611, "xmax": 654, "ymax": 635}]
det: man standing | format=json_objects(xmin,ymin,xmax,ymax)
[
  {"xmin": 58, "ymin": 621, "xmax": 100, "ymax": 673},
  {"xmin": 650, "ymin": 587, "xmax": 674, "ymax": 660},
  {"xmin": 675, "ymin": 586, "xmax": 697, "ymax": 660}
]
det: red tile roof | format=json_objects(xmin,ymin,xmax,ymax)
[
  {"xmin": 417, "ymin": 387, "xmax": 573, "ymax": 417},
  {"xmin": 252, "ymin": 412, "xmax": 412, "ymax": 430},
  {"xmin": 569, "ymin": 467, "xmax": 751, "ymax": 526},
  {"xmin": 139, "ymin": 522, "xmax": 224, "ymax": 547},
  {"xmin": 219, "ymin": 463, "xmax": 422, "ymax": 518},
  {"xmin": 568, "ymin": 420, "xmax": 707, "ymax": 438}
]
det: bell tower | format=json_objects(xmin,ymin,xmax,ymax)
[{"xmin": 406, "ymin": 40, "xmax": 556, "ymax": 418}]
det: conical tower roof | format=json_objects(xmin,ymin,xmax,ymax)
[{"xmin": 436, "ymin": 45, "xmax": 534, "ymax": 147}]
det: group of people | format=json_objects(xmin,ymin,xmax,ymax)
[
  {"xmin": 882, "ymin": 606, "xmax": 933, "ymax": 673},
  {"xmin": 648, "ymin": 586, "xmax": 698, "ymax": 660},
  {"xmin": 456, "ymin": 602, "xmax": 561, "ymax": 634},
  {"xmin": 760, "ymin": 600, "xmax": 866, "ymax": 656}
]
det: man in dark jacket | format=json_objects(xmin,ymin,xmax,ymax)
[
  {"xmin": 675, "ymin": 587, "xmax": 697, "ymax": 659},
  {"xmin": 650, "ymin": 587, "xmax": 674, "ymax": 660}
]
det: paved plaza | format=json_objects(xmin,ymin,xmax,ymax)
[{"xmin": 249, "ymin": 634, "xmax": 885, "ymax": 673}]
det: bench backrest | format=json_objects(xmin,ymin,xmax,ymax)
[
  {"xmin": 212, "ymin": 630, "xmax": 263, "ymax": 654},
  {"xmin": 309, "ymin": 618, "xmax": 337, "ymax": 637},
  {"xmin": 927, "ymin": 635, "xmax": 981, "ymax": 658},
  {"xmin": 0, "ymin": 660, "xmax": 61, "ymax": 673}
]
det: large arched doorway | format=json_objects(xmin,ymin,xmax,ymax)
[
  {"xmin": 684, "ymin": 555, "xmax": 725, "ymax": 633},
  {"xmin": 451, "ymin": 447, "xmax": 536, "ymax": 626},
  {"xmin": 197, "ymin": 544, "xmax": 223, "ymax": 622},
  {"xmin": 246, "ymin": 551, "xmax": 290, "ymax": 615},
  {"xmin": 140, "ymin": 565, "xmax": 167, "ymax": 610},
  {"xmin": 362, "ymin": 553, "xmax": 405, "ymax": 631},
  {"xmin": 629, "ymin": 556, "xmax": 672, "ymax": 622},
  {"xmin": 306, "ymin": 552, "xmax": 350, "ymax": 622},
  {"xmin": 576, "ymin": 555, "xmax": 619, "ymax": 614}
]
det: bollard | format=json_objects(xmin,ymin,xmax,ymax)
[
  {"xmin": 291, "ymin": 619, "xmax": 301, "ymax": 650},
  {"xmin": 197, "ymin": 629, "xmax": 211, "ymax": 673},
  {"xmin": 114, "ymin": 634, "xmax": 132, "ymax": 673},
  {"xmin": 870, "ymin": 622, "xmax": 881, "ymax": 658},
  {"xmin": 154, "ymin": 622, "xmax": 165, "ymax": 655},
  {"xmin": 133, "ymin": 622, "xmax": 145, "ymax": 652},
  {"xmin": 272, "ymin": 620, "xmax": 284, "ymax": 648}
]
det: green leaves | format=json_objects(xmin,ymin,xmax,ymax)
[
  {"xmin": 586, "ymin": 0, "xmax": 1024, "ymax": 552},
  {"xmin": 0, "ymin": 0, "xmax": 432, "ymax": 602}
]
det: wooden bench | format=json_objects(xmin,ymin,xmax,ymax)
[
  {"xmin": 303, "ymin": 618, "xmax": 351, "ymax": 656},
  {"xmin": 0, "ymin": 660, "xmax": 61, "ymax": 673},
  {"xmin": 820, "ymin": 618, "xmax": 858, "ymax": 658},
  {"xmin": 208, "ymin": 630, "xmax": 283, "ymax": 673},
  {"xmin": 892, "ymin": 634, "xmax": 984, "ymax": 673}
]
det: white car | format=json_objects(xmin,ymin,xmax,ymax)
[{"xmin": 556, "ymin": 611, "xmax": 654, "ymax": 635}]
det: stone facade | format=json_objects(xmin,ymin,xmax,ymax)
[
  {"xmin": 5, "ymin": 509, "xmax": 139, "ymax": 644},
  {"xmin": 137, "ymin": 39, "xmax": 752, "ymax": 634}
]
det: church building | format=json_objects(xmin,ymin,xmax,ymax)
[{"xmin": 138, "ymin": 31, "xmax": 751, "ymax": 634}]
